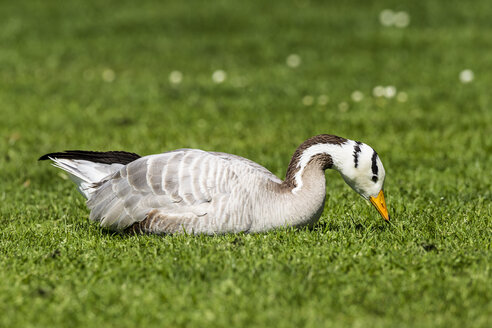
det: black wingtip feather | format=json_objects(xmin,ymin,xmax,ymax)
[{"xmin": 38, "ymin": 150, "xmax": 141, "ymax": 165}]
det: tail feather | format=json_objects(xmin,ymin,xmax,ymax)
[
  {"xmin": 39, "ymin": 150, "xmax": 140, "ymax": 165},
  {"xmin": 39, "ymin": 150, "xmax": 141, "ymax": 199}
]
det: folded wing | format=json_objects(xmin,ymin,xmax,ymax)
[{"xmin": 87, "ymin": 149, "xmax": 281, "ymax": 233}]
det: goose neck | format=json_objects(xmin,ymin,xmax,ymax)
[{"xmin": 284, "ymin": 135, "xmax": 352, "ymax": 193}]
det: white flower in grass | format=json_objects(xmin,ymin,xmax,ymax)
[
  {"xmin": 302, "ymin": 95, "xmax": 314, "ymax": 106},
  {"xmin": 384, "ymin": 86, "xmax": 397, "ymax": 98},
  {"xmin": 373, "ymin": 86, "xmax": 385, "ymax": 97},
  {"xmin": 169, "ymin": 70, "xmax": 183, "ymax": 84},
  {"xmin": 397, "ymin": 91, "xmax": 408, "ymax": 102},
  {"xmin": 286, "ymin": 54, "xmax": 301, "ymax": 68},
  {"xmin": 102, "ymin": 68, "xmax": 115, "ymax": 82},
  {"xmin": 379, "ymin": 9, "xmax": 395, "ymax": 26},
  {"xmin": 212, "ymin": 70, "xmax": 227, "ymax": 84},
  {"xmin": 351, "ymin": 90, "xmax": 364, "ymax": 102},
  {"xmin": 394, "ymin": 11, "xmax": 410, "ymax": 28},
  {"xmin": 459, "ymin": 69, "xmax": 474, "ymax": 83}
]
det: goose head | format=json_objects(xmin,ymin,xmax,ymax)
[
  {"xmin": 287, "ymin": 135, "xmax": 390, "ymax": 221},
  {"xmin": 336, "ymin": 141, "xmax": 390, "ymax": 221}
]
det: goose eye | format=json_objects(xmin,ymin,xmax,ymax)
[{"xmin": 371, "ymin": 176, "xmax": 378, "ymax": 183}]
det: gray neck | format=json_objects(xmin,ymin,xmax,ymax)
[
  {"xmin": 252, "ymin": 162, "xmax": 327, "ymax": 232},
  {"xmin": 282, "ymin": 161, "xmax": 328, "ymax": 227},
  {"xmin": 253, "ymin": 135, "xmax": 353, "ymax": 231}
]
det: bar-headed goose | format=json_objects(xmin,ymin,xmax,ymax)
[{"xmin": 39, "ymin": 134, "xmax": 389, "ymax": 234}]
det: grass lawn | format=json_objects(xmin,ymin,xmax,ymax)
[{"xmin": 0, "ymin": 0, "xmax": 491, "ymax": 327}]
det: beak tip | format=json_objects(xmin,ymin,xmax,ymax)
[{"xmin": 370, "ymin": 190, "xmax": 390, "ymax": 223}]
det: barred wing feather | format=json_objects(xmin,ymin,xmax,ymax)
[{"xmin": 86, "ymin": 149, "xmax": 281, "ymax": 233}]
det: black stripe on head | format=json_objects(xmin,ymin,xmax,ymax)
[
  {"xmin": 353, "ymin": 141, "xmax": 362, "ymax": 168},
  {"xmin": 371, "ymin": 150, "xmax": 378, "ymax": 182}
]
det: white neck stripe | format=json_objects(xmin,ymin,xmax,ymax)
[{"xmin": 292, "ymin": 143, "xmax": 349, "ymax": 194}]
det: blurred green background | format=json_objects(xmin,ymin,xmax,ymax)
[{"xmin": 0, "ymin": 0, "xmax": 490, "ymax": 327}]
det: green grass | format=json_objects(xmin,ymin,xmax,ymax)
[{"xmin": 1, "ymin": 0, "xmax": 491, "ymax": 327}]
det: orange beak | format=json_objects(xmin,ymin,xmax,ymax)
[{"xmin": 369, "ymin": 190, "xmax": 390, "ymax": 221}]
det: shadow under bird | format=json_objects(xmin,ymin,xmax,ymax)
[{"xmin": 39, "ymin": 134, "xmax": 390, "ymax": 234}]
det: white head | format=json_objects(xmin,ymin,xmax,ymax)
[
  {"xmin": 337, "ymin": 141, "xmax": 385, "ymax": 200},
  {"xmin": 331, "ymin": 139, "xmax": 389, "ymax": 221}
]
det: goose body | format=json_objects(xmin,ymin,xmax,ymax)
[{"xmin": 40, "ymin": 135, "xmax": 389, "ymax": 234}]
